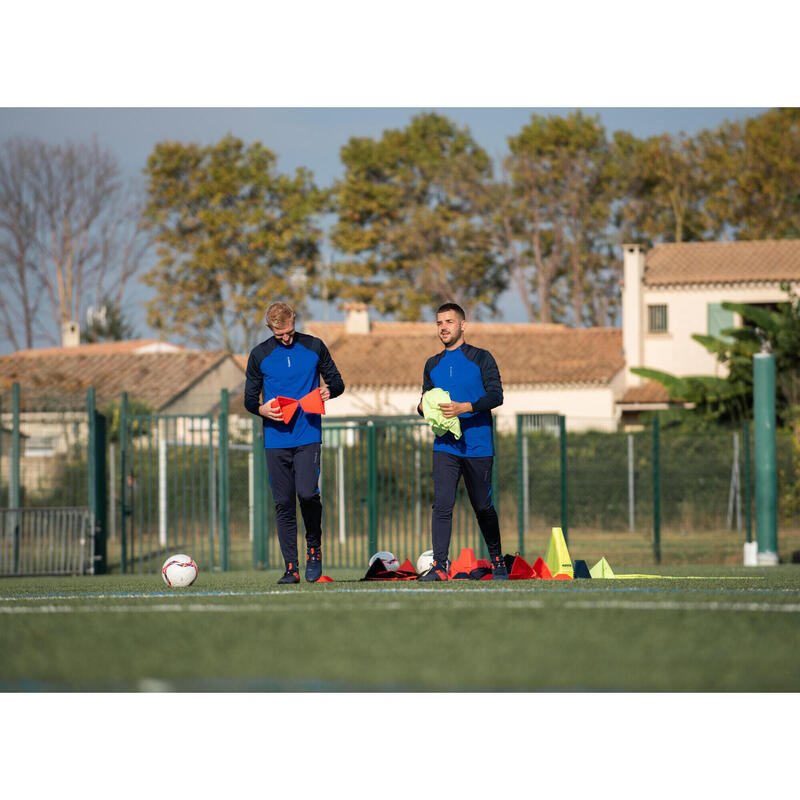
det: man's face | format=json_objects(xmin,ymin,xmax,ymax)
[
  {"xmin": 436, "ymin": 311, "xmax": 465, "ymax": 347},
  {"xmin": 270, "ymin": 322, "xmax": 295, "ymax": 346}
]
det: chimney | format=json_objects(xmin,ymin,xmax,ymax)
[
  {"xmin": 62, "ymin": 320, "xmax": 80, "ymax": 348},
  {"xmin": 621, "ymin": 244, "xmax": 646, "ymax": 387},
  {"xmin": 343, "ymin": 302, "xmax": 370, "ymax": 335}
]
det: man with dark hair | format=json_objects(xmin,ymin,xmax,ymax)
[
  {"xmin": 417, "ymin": 302, "xmax": 508, "ymax": 580},
  {"xmin": 245, "ymin": 302, "xmax": 345, "ymax": 584}
]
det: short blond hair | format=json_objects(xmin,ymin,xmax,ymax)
[{"xmin": 266, "ymin": 302, "xmax": 296, "ymax": 330}]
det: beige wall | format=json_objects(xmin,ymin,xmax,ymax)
[
  {"xmin": 161, "ymin": 358, "xmax": 245, "ymax": 415},
  {"xmin": 328, "ymin": 381, "xmax": 622, "ymax": 433},
  {"xmin": 642, "ymin": 282, "xmax": 800, "ymax": 378}
]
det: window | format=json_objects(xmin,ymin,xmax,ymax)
[
  {"xmin": 648, "ymin": 304, "xmax": 668, "ymax": 333},
  {"xmin": 707, "ymin": 303, "xmax": 734, "ymax": 341}
]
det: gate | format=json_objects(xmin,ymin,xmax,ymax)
[
  {"xmin": 0, "ymin": 507, "xmax": 95, "ymax": 576},
  {"xmin": 119, "ymin": 394, "xmax": 219, "ymax": 575}
]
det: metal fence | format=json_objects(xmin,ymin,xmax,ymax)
[
  {"xmin": 3, "ymin": 379, "xmax": 799, "ymax": 574},
  {"xmin": 0, "ymin": 507, "xmax": 95, "ymax": 576}
]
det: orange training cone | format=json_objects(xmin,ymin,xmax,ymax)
[
  {"xmin": 531, "ymin": 557, "xmax": 553, "ymax": 580},
  {"xmin": 509, "ymin": 555, "xmax": 534, "ymax": 580},
  {"xmin": 299, "ymin": 387, "xmax": 326, "ymax": 415},
  {"xmin": 316, "ymin": 575, "xmax": 334, "ymax": 582},
  {"xmin": 272, "ymin": 396, "xmax": 300, "ymax": 424}
]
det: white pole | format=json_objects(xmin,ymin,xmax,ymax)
[
  {"xmin": 158, "ymin": 434, "xmax": 167, "ymax": 547},
  {"xmin": 727, "ymin": 432, "xmax": 741, "ymax": 531},
  {"xmin": 735, "ymin": 433, "xmax": 742, "ymax": 531},
  {"xmin": 248, "ymin": 451, "xmax": 254, "ymax": 542},
  {"xmin": 628, "ymin": 433, "xmax": 635, "ymax": 532},
  {"xmin": 337, "ymin": 441, "xmax": 346, "ymax": 543}
]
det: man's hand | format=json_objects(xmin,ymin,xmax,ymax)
[
  {"xmin": 259, "ymin": 399, "xmax": 285, "ymax": 422},
  {"xmin": 438, "ymin": 401, "xmax": 472, "ymax": 418},
  {"xmin": 319, "ymin": 387, "xmax": 331, "ymax": 402}
]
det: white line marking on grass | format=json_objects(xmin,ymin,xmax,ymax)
[
  {"xmin": 0, "ymin": 603, "xmax": 269, "ymax": 614},
  {"xmin": 564, "ymin": 600, "xmax": 800, "ymax": 613}
]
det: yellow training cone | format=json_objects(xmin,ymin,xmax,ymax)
[
  {"xmin": 589, "ymin": 557, "xmax": 615, "ymax": 579},
  {"xmin": 545, "ymin": 527, "xmax": 573, "ymax": 578}
]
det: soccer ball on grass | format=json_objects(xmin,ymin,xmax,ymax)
[
  {"xmin": 368, "ymin": 551, "xmax": 400, "ymax": 571},
  {"xmin": 416, "ymin": 549, "xmax": 434, "ymax": 575},
  {"xmin": 161, "ymin": 554, "xmax": 198, "ymax": 587}
]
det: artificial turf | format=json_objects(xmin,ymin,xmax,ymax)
[{"xmin": 2, "ymin": 566, "xmax": 799, "ymax": 692}]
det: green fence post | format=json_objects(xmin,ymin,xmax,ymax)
[
  {"xmin": 742, "ymin": 419, "xmax": 752, "ymax": 544},
  {"xmin": 367, "ymin": 421, "xmax": 378, "ymax": 557},
  {"xmin": 653, "ymin": 415, "xmax": 661, "ymax": 564},
  {"xmin": 559, "ymin": 414, "xmax": 568, "ymax": 545},
  {"xmin": 0, "ymin": 395, "xmax": 3, "ymax": 507},
  {"xmin": 218, "ymin": 389, "xmax": 230, "ymax": 571},
  {"xmin": 753, "ymin": 352, "xmax": 778, "ymax": 564},
  {"xmin": 120, "ymin": 391, "xmax": 129, "ymax": 574},
  {"xmin": 516, "ymin": 415, "xmax": 524, "ymax": 554},
  {"xmin": 87, "ymin": 388, "xmax": 108, "ymax": 574}
]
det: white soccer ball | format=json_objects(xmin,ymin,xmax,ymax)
[
  {"xmin": 369, "ymin": 550, "xmax": 400, "ymax": 571},
  {"xmin": 416, "ymin": 549, "xmax": 434, "ymax": 575},
  {"xmin": 161, "ymin": 554, "xmax": 198, "ymax": 587}
]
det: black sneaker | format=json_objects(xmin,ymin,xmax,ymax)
[
  {"xmin": 418, "ymin": 559, "xmax": 450, "ymax": 581},
  {"xmin": 491, "ymin": 553, "xmax": 509, "ymax": 580},
  {"xmin": 305, "ymin": 547, "xmax": 322, "ymax": 582},
  {"xmin": 277, "ymin": 562, "xmax": 300, "ymax": 584}
]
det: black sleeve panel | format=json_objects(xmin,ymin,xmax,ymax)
[
  {"xmin": 244, "ymin": 341, "xmax": 272, "ymax": 417},
  {"xmin": 418, "ymin": 352, "xmax": 443, "ymax": 415},
  {"xmin": 299, "ymin": 333, "xmax": 345, "ymax": 399},
  {"xmin": 463, "ymin": 344, "xmax": 503, "ymax": 413}
]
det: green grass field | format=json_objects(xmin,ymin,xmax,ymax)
[{"xmin": 2, "ymin": 565, "xmax": 799, "ymax": 692}]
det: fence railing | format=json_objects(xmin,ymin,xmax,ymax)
[
  {"xmin": 3, "ymin": 380, "xmax": 799, "ymax": 573},
  {"xmin": 0, "ymin": 507, "xmax": 95, "ymax": 576}
]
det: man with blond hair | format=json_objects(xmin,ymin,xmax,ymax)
[{"xmin": 245, "ymin": 302, "xmax": 344, "ymax": 583}]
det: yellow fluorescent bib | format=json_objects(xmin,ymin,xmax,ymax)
[{"xmin": 421, "ymin": 388, "xmax": 462, "ymax": 440}]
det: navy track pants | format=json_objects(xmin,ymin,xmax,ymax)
[
  {"xmin": 431, "ymin": 450, "xmax": 502, "ymax": 564},
  {"xmin": 265, "ymin": 443, "xmax": 322, "ymax": 568}
]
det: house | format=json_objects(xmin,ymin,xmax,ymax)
[
  {"xmin": 0, "ymin": 340, "xmax": 246, "ymax": 460},
  {"xmin": 618, "ymin": 240, "xmax": 800, "ymax": 424},
  {"xmin": 301, "ymin": 304, "xmax": 626, "ymax": 433}
]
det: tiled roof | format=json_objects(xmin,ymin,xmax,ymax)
[
  {"xmin": 299, "ymin": 322, "xmax": 623, "ymax": 388},
  {"xmin": 11, "ymin": 339, "xmax": 184, "ymax": 357},
  {"xmin": 644, "ymin": 240, "xmax": 800, "ymax": 286},
  {"xmin": 0, "ymin": 350, "xmax": 236, "ymax": 411},
  {"xmin": 620, "ymin": 381, "xmax": 670, "ymax": 404}
]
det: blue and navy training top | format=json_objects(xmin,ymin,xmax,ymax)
[
  {"xmin": 418, "ymin": 342, "xmax": 503, "ymax": 457},
  {"xmin": 244, "ymin": 332, "xmax": 344, "ymax": 449}
]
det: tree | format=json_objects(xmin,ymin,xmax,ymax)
[
  {"xmin": 503, "ymin": 111, "xmax": 615, "ymax": 325},
  {"xmin": 330, "ymin": 112, "xmax": 505, "ymax": 320},
  {"xmin": 702, "ymin": 108, "xmax": 800, "ymax": 240},
  {"xmin": 612, "ymin": 129, "xmax": 710, "ymax": 246},
  {"xmin": 143, "ymin": 135, "xmax": 326, "ymax": 352},
  {"xmin": 0, "ymin": 138, "xmax": 45, "ymax": 350},
  {"xmin": 0, "ymin": 137, "xmax": 149, "ymax": 350},
  {"xmin": 81, "ymin": 293, "xmax": 138, "ymax": 343}
]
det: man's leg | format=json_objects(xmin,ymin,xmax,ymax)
[
  {"xmin": 462, "ymin": 456, "xmax": 503, "ymax": 558},
  {"xmin": 294, "ymin": 443, "xmax": 322, "ymax": 549},
  {"xmin": 430, "ymin": 450, "xmax": 462, "ymax": 565},
  {"xmin": 265, "ymin": 447, "xmax": 299, "ymax": 570}
]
